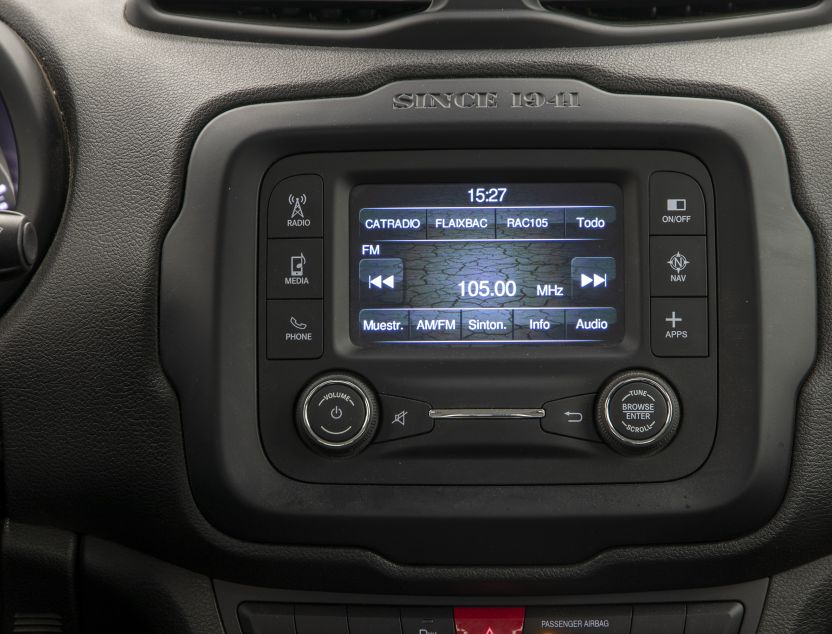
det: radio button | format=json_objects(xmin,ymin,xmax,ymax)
[
  {"xmin": 565, "ymin": 308, "xmax": 618, "ymax": 341},
  {"xmin": 541, "ymin": 394, "xmax": 600, "ymax": 442},
  {"xmin": 651, "ymin": 298, "xmax": 708, "ymax": 357},
  {"xmin": 564, "ymin": 206, "xmax": 617, "ymax": 239},
  {"xmin": 267, "ymin": 300, "xmax": 323, "ymax": 359},
  {"xmin": 375, "ymin": 394, "xmax": 433, "ymax": 443},
  {"xmin": 650, "ymin": 236, "xmax": 707, "ymax": 297},
  {"xmin": 514, "ymin": 309, "xmax": 566, "ymax": 340},
  {"xmin": 461, "ymin": 309, "xmax": 512, "ymax": 340},
  {"xmin": 650, "ymin": 172, "xmax": 706, "ymax": 235},
  {"xmin": 358, "ymin": 309, "xmax": 410, "ymax": 342},
  {"xmin": 410, "ymin": 309, "xmax": 461, "ymax": 340},
  {"xmin": 268, "ymin": 174, "xmax": 323, "ymax": 238},
  {"xmin": 267, "ymin": 239, "xmax": 324, "ymax": 299}
]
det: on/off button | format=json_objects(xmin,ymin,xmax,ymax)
[{"xmin": 650, "ymin": 172, "xmax": 706, "ymax": 235}]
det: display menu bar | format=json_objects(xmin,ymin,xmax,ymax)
[
  {"xmin": 358, "ymin": 307, "xmax": 618, "ymax": 343},
  {"xmin": 359, "ymin": 205, "xmax": 616, "ymax": 241}
]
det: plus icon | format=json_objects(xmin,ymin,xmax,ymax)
[{"xmin": 665, "ymin": 311, "xmax": 683, "ymax": 328}]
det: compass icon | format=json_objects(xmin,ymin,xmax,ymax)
[{"xmin": 667, "ymin": 251, "xmax": 690, "ymax": 274}]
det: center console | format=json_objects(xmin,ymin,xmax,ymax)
[{"xmin": 160, "ymin": 78, "xmax": 814, "ymax": 567}]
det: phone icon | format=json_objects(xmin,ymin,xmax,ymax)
[{"xmin": 289, "ymin": 316, "xmax": 308, "ymax": 331}]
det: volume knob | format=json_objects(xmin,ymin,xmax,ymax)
[
  {"xmin": 297, "ymin": 373, "xmax": 379, "ymax": 455},
  {"xmin": 596, "ymin": 370, "xmax": 681, "ymax": 455}
]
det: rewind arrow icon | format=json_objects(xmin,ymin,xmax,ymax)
[{"xmin": 369, "ymin": 275, "xmax": 395, "ymax": 289}]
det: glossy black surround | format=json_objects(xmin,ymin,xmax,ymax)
[
  {"xmin": 160, "ymin": 78, "xmax": 814, "ymax": 566},
  {"xmin": 258, "ymin": 150, "xmax": 717, "ymax": 486}
]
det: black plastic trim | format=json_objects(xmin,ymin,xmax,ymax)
[
  {"xmin": 214, "ymin": 578, "xmax": 769, "ymax": 634},
  {"xmin": 124, "ymin": 0, "xmax": 832, "ymax": 48},
  {"xmin": 159, "ymin": 78, "xmax": 815, "ymax": 566}
]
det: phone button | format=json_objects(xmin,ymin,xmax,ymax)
[{"xmin": 267, "ymin": 299, "xmax": 323, "ymax": 359}]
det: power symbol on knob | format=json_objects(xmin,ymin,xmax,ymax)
[{"xmin": 330, "ymin": 406, "xmax": 343, "ymax": 420}]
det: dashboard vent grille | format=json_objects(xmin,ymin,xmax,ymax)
[
  {"xmin": 154, "ymin": 0, "xmax": 429, "ymax": 26},
  {"xmin": 543, "ymin": 0, "xmax": 820, "ymax": 21}
]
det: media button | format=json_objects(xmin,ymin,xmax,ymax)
[
  {"xmin": 495, "ymin": 208, "xmax": 564, "ymax": 239},
  {"xmin": 358, "ymin": 309, "xmax": 410, "ymax": 342},
  {"xmin": 268, "ymin": 174, "xmax": 323, "ymax": 238},
  {"xmin": 564, "ymin": 206, "xmax": 617, "ymax": 239},
  {"xmin": 461, "ymin": 309, "xmax": 513, "ymax": 340},
  {"xmin": 410, "ymin": 309, "xmax": 461, "ymax": 340},
  {"xmin": 565, "ymin": 308, "xmax": 617, "ymax": 341},
  {"xmin": 359, "ymin": 258, "xmax": 404, "ymax": 304},
  {"xmin": 359, "ymin": 208, "xmax": 427, "ymax": 241},
  {"xmin": 267, "ymin": 239, "xmax": 323, "ymax": 299},
  {"xmin": 427, "ymin": 208, "xmax": 495, "ymax": 239},
  {"xmin": 650, "ymin": 171, "xmax": 706, "ymax": 235},
  {"xmin": 513, "ymin": 308, "xmax": 566, "ymax": 340},
  {"xmin": 267, "ymin": 300, "xmax": 323, "ymax": 359},
  {"xmin": 650, "ymin": 235, "xmax": 707, "ymax": 296}
]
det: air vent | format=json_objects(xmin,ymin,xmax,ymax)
[
  {"xmin": 126, "ymin": 0, "xmax": 832, "ymax": 47},
  {"xmin": 152, "ymin": 0, "xmax": 429, "ymax": 26},
  {"xmin": 544, "ymin": 0, "xmax": 820, "ymax": 22}
]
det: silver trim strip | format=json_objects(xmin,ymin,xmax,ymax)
[{"xmin": 429, "ymin": 408, "xmax": 545, "ymax": 420}]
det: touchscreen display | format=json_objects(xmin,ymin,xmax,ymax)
[{"xmin": 349, "ymin": 183, "xmax": 624, "ymax": 345}]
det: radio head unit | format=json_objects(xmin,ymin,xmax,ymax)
[{"xmin": 350, "ymin": 182, "xmax": 624, "ymax": 346}]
